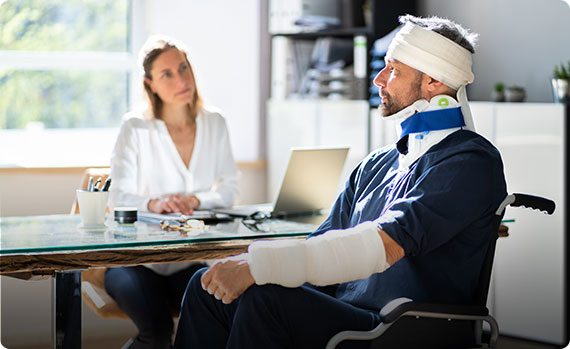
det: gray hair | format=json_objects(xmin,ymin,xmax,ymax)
[{"xmin": 399, "ymin": 14, "xmax": 478, "ymax": 53}]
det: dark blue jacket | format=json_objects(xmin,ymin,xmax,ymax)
[{"xmin": 310, "ymin": 130, "xmax": 507, "ymax": 312}]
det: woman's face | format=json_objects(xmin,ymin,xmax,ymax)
[{"xmin": 146, "ymin": 48, "xmax": 196, "ymax": 106}]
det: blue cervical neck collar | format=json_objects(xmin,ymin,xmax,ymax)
[{"xmin": 399, "ymin": 107, "xmax": 465, "ymax": 140}]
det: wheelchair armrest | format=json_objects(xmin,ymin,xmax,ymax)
[
  {"xmin": 327, "ymin": 299, "xmax": 498, "ymax": 349},
  {"xmin": 380, "ymin": 297, "xmax": 489, "ymax": 324}
]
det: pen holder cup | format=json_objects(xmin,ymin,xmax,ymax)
[{"xmin": 76, "ymin": 189, "xmax": 109, "ymax": 228}]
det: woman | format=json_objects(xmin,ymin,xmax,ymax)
[{"xmin": 106, "ymin": 35, "xmax": 239, "ymax": 349}]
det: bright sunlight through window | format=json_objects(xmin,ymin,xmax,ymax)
[{"xmin": 0, "ymin": 0, "xmax": 136, "ymax": 167}]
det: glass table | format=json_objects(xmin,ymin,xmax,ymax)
[{"xmin": 0, "ymin": 214, "xmax": 322, "ymax": 348}]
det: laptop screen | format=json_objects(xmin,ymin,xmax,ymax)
[{"xmin": 272, "ymin": 146, "xmax": 349, "ymax": 215}]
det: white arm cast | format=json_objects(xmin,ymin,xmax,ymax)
[{"xmin": 246, "ymin": 221, "xmax": 389, "ymax": 287}]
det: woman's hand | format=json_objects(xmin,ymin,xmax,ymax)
[
  {"xmin": 147, "ymin": 194, "xmax": 200, "ymax": 215},
  {"xmin": 201, "ymin": 254, "xmax": 255, "ymax": 304}
]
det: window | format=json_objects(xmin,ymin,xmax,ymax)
[{"xmin": 0, "ymin": 0, "xmax": 141, "ymax": 167}]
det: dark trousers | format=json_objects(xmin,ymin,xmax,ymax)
[
  {"xmin": 173, "ymin": 267, "xmax": 380, "ymax": 349},
  {"xmin": 105, "ymin": 263, "xmax": 206, "ymax": 349}
]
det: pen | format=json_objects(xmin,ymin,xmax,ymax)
[
  {"xmin": 101, "ymin": 177, "xmax": 112, "ymax": 192},
  {"xmin": 93, "ymin": 177, "xmax": 102, "ymax": 192},
  {"xmin": 87, "ymin": 176, "xmax": 94, "ymax": 192}
]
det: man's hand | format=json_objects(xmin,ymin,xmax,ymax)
[
  {"xmin": 201, "ymin": 254, "xmax": 255, "ymax": 304},
  {"xmin": 148, "ymin": 194, "xmax": 200, "ymax": 215},
  {"xmin": 378, "ymin": 228, "xmax": 404, "ymax": 266}
]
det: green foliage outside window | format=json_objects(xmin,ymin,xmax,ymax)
[
  {"xmin": 0, "ymin": 0, "xmax": 128, "ymax": 51},
  {"xmin": 0, "ymin": 70, "xmax": 129, "ymax": 129},
  {"xmin": 0, "ymin": 0, "xmax": 131, "ymax": 129}
]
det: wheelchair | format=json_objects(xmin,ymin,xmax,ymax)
[{"xmin": 327, "ymin": 193, "xmax": 556, "ymax": 349}]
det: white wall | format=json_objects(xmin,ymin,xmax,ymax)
[
  {"xmin": 419, "ymin": 0, "xmax": 570, "ymax": 102},
  {"xmin": 145, "ymin": 0, "xmax": 261, "ymax": 161}
]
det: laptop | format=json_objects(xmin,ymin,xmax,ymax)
[{"xmin": 213, "ymin": 146, "xmax": 349, "ymax": 218}]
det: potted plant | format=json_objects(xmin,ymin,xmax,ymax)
[
  {"xmin": 552, "ymin": 61, "xmax": 570, "ymax": 103},
  {"xmin": 505, "ymin": 86, "xmax": 526, "ymax": 102},
  {"xmin": 491, "ymin": 82, "xmax": 505, "ymax": 102}
]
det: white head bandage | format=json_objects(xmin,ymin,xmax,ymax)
[{"xmin": 386, "ymin": 22, "xmax": 476, "ymax": 131}]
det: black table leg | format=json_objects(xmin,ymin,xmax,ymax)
[{"xmin": 52, "ymin": 270, "xmax": 82, "ymax": 349}]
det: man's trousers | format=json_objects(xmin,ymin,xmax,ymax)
[{"xmin": 173, "ymin": 267, "xmax": 380, "ymax": 348}]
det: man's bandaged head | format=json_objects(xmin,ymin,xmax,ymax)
[
  {"xmin": 386, "ymin": 16, "xmax": 476, "ymax": 90},
  {"xmin": 386, "ymin": 15, "xmax": 479, "ymax": 131}
]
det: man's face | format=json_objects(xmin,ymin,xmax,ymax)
[{"xmin": 373, "ymin": 58, "xmax": 424, "ymax": 117}]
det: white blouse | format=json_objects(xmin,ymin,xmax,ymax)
[{"xmin": 109, "ymin": 108, "xmax": 240, "ymax": 275}]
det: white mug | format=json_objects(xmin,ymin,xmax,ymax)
[{"xmin": 76, "ymin": 189, "xmax": 109, "ymax": 228}]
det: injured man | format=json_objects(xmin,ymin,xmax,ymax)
[{"xmin": 173, "ymin": 14, "xmax": 507, "ymax": 349}]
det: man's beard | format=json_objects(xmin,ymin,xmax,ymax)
[
  {"xmin": 378, "ymin": 91, "xmax": 400, "ymax": 116},
  {"xmin": 378, "ymin": 73, "xmax": 423, "ymax": 117}
]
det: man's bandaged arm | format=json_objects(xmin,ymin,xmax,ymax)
[{"xmin": 246, "ymin": 221, "xmax": 403, "ymax": 287}]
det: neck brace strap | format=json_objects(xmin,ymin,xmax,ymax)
[{"xmin": 400, "ymin": 107, "xmax": 465, "ymax": 140}]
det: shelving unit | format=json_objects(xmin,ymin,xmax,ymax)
[
  {"xmin": 272, "ymin": 27, "xmax": 371, "ymax": 39},
  {"xmin": 265, "ymin": 0, "xmax": 417, "ymax": 200},
  {"xmin": 268, "ymin": 0, "xmax": 417, "ymax": 101}
]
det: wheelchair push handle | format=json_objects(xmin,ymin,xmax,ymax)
[
  {"xmin": 511, "ymin": 193, "xmax": 555, "ymax": 215},
  {"xmin": 496, "ymin": 193, "xmax": 556, "ymax": 216}
]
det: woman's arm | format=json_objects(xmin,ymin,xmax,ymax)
[{"xmin": 109, "ymin": 119, "xmax": 151, "ymax": 211}]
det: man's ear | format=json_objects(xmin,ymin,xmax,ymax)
[
  {"xmin": 426, "ymin": 76, "xmax": 445, "ymax": 92},
  {"xmin": 424, "ymin": 76, "xmax": 455, "ymax": 99}
]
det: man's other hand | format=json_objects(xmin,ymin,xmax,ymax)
[{"xmin": 201, "ymin": 254, "xmax": 255, "ymax": 304}]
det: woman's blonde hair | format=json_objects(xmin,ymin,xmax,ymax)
[{"xmin": 139, "ymin": 35, "xmax": 203, "ymax": 121}]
